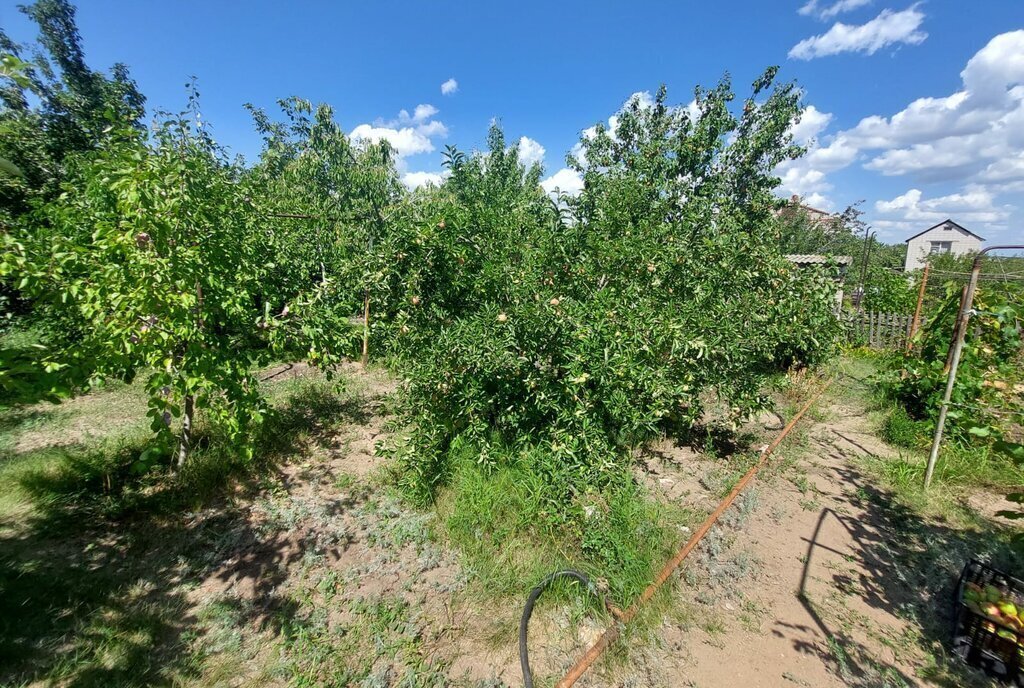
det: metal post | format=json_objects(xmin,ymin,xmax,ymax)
[
  {"xmin": 361, "ymin": 292, "xmax": 370, "ymax": 367},
  {"xmin": 924, "ymin": 245, "xmax": 1024, "ymax": 488},
  {"xmin": 906, "ymin": 263, "xmax": 929, "ymax": 353},
  {"xmin": 857, "ymin": 228, "xmax": 873, "ymax": 310}
]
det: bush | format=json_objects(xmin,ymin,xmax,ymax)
[
  {"xmin": 879, "ymin": 284, "xmax": 1022, "ymax": 437},
  {"xmin": 880, "ymin": 405, "xmax": 929, "ymax": 449},
  {"xmin": 387, "ymin": 73, "xmax": 841, "ymax": 522}
]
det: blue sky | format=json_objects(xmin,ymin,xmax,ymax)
[{"xmin": 1, "ymin": 0, "xmax": 1023, "ymax": 244}]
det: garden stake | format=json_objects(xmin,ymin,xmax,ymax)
[
  {"xmin": 924, "ymin": 244, "xmax": 1024, "ymax": 488},
  {"xmin": 361, "ymin": 292, "xmax": 371, "ymax": 367},
  {"xmin": 906, "ymin": 263, "xmax": 929, "ymax": 353},
  {"xmin": 550, "ymin": 378, "xmax": 833, "ymax": 688}
]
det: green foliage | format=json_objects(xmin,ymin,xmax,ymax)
[
  {"xmin": 861, "ymin": 265, "xmax": 916, "ymax": 313},
  {"xmin": 388, "ymin": 73, "xmax": 841, "ymax": 520},
  {"xmin": 1, "ymin": 101, "xmax": 363, "ymax": 466},
  {"xmin": 879, "ymin": 282, "xmax": 1024, "ymax": 519},
  {"xmin": 0, "ymin": 0, "xmax": 145, "ymax": 221},
  {"xmin": 880, "ymin": 405, "xmax": 928, "ymax": 449},
  {"xmin": 774, "ymin": 201, "xmax": 862, "ymax": 256},
  {"xmin": 243, "ymin": 97, "xmax": 403, "ymax": 355},
  {"xmin": 774, "ymin": 201, "xmax": 912, "ymax": 315},
  {"xmin": 2, "ymin": 14, "xmax": 845, "ymax": 597},
  {"xmin": 439, "ymin": 448, "xmax": 684, "ymax": 602},
  {"xmin": 880, "ymin": 285, "xmax": 1022, "ymax": 431}
]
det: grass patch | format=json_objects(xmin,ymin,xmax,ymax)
[
  {"xmin": 0, "ymin": 369, "xmax": 371, "ymax": 687},
  {"xmin": 879, "ymin": 405, "xmax": 930, "ymax": 450},
  {"xmin": 436, "ymin": 444, "xmax": 695, "ymax": 611}
]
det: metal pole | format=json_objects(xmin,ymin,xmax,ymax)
[
  {"xmin": 906, "ymin": 263, "xmax": 929, "ymax": 353},
  {"xmin": 857, "ymin": 228, "xmax": 872, "ymax": 309},
  {"xmin": 924, "ymin": 245, "xmax": 1024, "ymax": 488},
  {"xmin": 361, "ymin": 293, "xmax": 370, "ymax": 367}
]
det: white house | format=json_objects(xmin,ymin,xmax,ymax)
[{"xmin": 903, "ymin": 219, "xmax": 984, "ymax": 271}]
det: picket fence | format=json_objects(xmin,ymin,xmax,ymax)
[{"xmin": 842, "ymin": 310, "xmax": 913, "ymax": 350}]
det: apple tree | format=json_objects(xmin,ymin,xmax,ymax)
[{"xmin": 2, "ymin": 106, "xmax": 351, "ymax": 469}]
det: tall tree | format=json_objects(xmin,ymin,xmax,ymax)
[{"xmin": 0, "ymin": 0, "xmax": 145, "ymax": 220}]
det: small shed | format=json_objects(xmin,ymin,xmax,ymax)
[
  {"xmin": 903, "ymin": 220, "xmax": 984, "ymax": 271},
  {"xmin": 785, "ymin": 254, "xmax": 853, "ymax": 312}
]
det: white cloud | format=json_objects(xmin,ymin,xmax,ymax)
[
  {"xmin": 798, "ymin": 0, "xmax": 872, "ymax": 20},
  {"xmin": 682, "ymin": 98, "xmax": 701, "ymax": 122},
  {"xmin": 398, "ymin": 104, "xmax": 438, "ymax": 122},
  {"xmin": 541, "ymin": 168, "xmax": 584, "ymax": 197},
  {"xmin": 874, "ymin": 185, "xmax": 1011, "ymax": 225},
  {"xmin": 626, "ymin": 90, "xmax": 655, "ymax": 110},
  {"xmin": 776, "ymin": 132, "xmax": 858, "ymax": 198},
  {"xmin": 353, "ymin": 104, "xmax": 449, "ymax": 161},
  {"xmin": 350, "ymin": 123, "xmax": 435, "ymax": 157},
  {"xmin": 777, "ymin": 30, "xmax": 1024, "ymax": 241},
  {"xmin": 517, "ymin": 136, "xmax": 545, "ymax": 167},
  {"xmin": 789, "ymin": 5, "xmax": 927, "ymax": 60},
  {"xmin": 981, "ymin": 152, "xmax": 1024, "ymax": 184},
  {"xmin": 854, "ymin": 30, "xmax": 1024, "ymax": 178},
  {"xmin": 789, "ymin": 105, "xmax": 833, "ymax": 145},
  {"xmin": 803, "ymin": 192, "xmax": 834, "ymax": 210},
  {"xmin": 844, "ymin": 92, "xmax": 982, "ymax": 149},
  {"xmin": 961, "ymin": 30, "xmax": 1024, "ymax": 104},
  {"xmin": 441, "ymin": 78, "xmax": 458, "ymax": 95},
  {"xmin": 415, "ymin": 120, "xmax": 449, "ymax": 137},
  {"xmin": 864, "ymin": 136, "xmax": 986, "ymax": 179},
  {"xmin": 402, "ymin": 170, "xmax": 449, "ymax": 190}
]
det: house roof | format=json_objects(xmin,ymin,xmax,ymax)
[
  {"xmin": 903, "ymin": 219, "xmax": 985, "ymax": 243},
  {"xmin": 781, "ymin": 195, "xmax": 833, "ymax": 219},
  {"xmin": 785, "ymin": 254, "xmax": 853, "ymax": 265}
]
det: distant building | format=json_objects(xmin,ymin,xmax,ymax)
[
  {"xmin": 778, "ymin": 195, "xmax": 836, "ymax": 227},
  {"xmin": 903, "ymin": 220, "xmax": 984, "ymax": 271}
]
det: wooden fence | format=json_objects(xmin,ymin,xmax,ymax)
[{"xmin": 842, "ymin": 310, "xmax": 913, "ymax": 349}]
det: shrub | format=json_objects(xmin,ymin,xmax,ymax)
[
  {"xmin": 879, "ymin": 284, "xmax": 1022, "ymax": 436},
  {"xmin": 1, "ymin": 104, "xmax": 375, "ymax": 468},
  {"xmin": 880, "ymin": 405, "xmax": 928, "ymax": 449},
  {"xmin": 387, "ymin": 73, "xmax": 841, "ymax": 520}
]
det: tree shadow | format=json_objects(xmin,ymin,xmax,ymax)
[
  {"xmin": 787, "ymin": 456, "xmax": 1024, "ymax": 687},
  {"xmin": 662, "ymin": 418, "xmax": 758, "ymax": 460},
  {"xmin": 0, "ymin": 404, "xmax": 61, "ymax": 441},
  {"xmin": 0, "ymin": 377, "xmax": 385, "ymax": 687}
]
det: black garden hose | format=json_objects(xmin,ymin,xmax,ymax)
[{"xmin": 519, "ymin": 569, "xmax": 601, "ymax": 688}]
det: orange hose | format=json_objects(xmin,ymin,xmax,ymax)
[{"xmin": 555, "ymin": 379, "xmax": 832, "ymax": 688}]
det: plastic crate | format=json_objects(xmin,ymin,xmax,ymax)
[{"xmin": 952, "ymin": 559, "xmax": 1024, "ymax": 683}]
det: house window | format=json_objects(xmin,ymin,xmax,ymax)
[{"xmin": 929, "ymin": 241, "xmax": 952, "ymax": 254}]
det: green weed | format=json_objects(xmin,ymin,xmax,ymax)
[
  {"xmin": 437, "ymin": 442, "xmax": 693, "ymax": 608},
  {"xmin": 880, "ymin": 405, "xmax": 929, "ymax": 449}
]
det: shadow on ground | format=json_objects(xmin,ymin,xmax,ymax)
[
  {"xmin": 790, "ymin": 436, "xmax": 1024, "ymax": 687},
  {"xmin": 0, "ymin": 380, "xmax": 387, "ymax": 687}
]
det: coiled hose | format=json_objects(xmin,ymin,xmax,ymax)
[{"xmin": 519, "ymin": 569, "xmax": 602, "ymax": 688}]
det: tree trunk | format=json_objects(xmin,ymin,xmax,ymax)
[
  {"xmin": 176, "ymin": 393, "xmax": 194, "ymax": 470},
  {"xmin": 361, "ymin": 292, "xmax": 370, "ymax": 368}
]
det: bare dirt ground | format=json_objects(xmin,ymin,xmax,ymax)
[
  {"xmin": 176, "ymin": 374, "xmax": 991, "ymax": 687},
  {"xmin": 602, "ymin": 383, "xmax": 1024, "ymax": 688},
  {"xmin": 638, "ymin": 398, "xmax": 926, "ymax": 688},
  {"xmin": 425, "ymin": 389, "xmax": 955, "ymax": 688},
  {"xmin": 4, "ymin": 363, "xmax": 1012, "ymax": 687}
]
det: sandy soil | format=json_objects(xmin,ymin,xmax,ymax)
[
  {"xmin": 603, "ymin": 399, "xmax": 928, "ymax": 688},
  {"xmin": 178, "ymin": 373, "xmax": 944, "ymax": 687},
  {"xmin": 24, "ymin": 362, "xmax": 994, "ymax": 686}
]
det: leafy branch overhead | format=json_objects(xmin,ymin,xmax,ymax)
[{"xmin": 1, "ymin": 3, "xmax": 841, "ymax": 501}]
